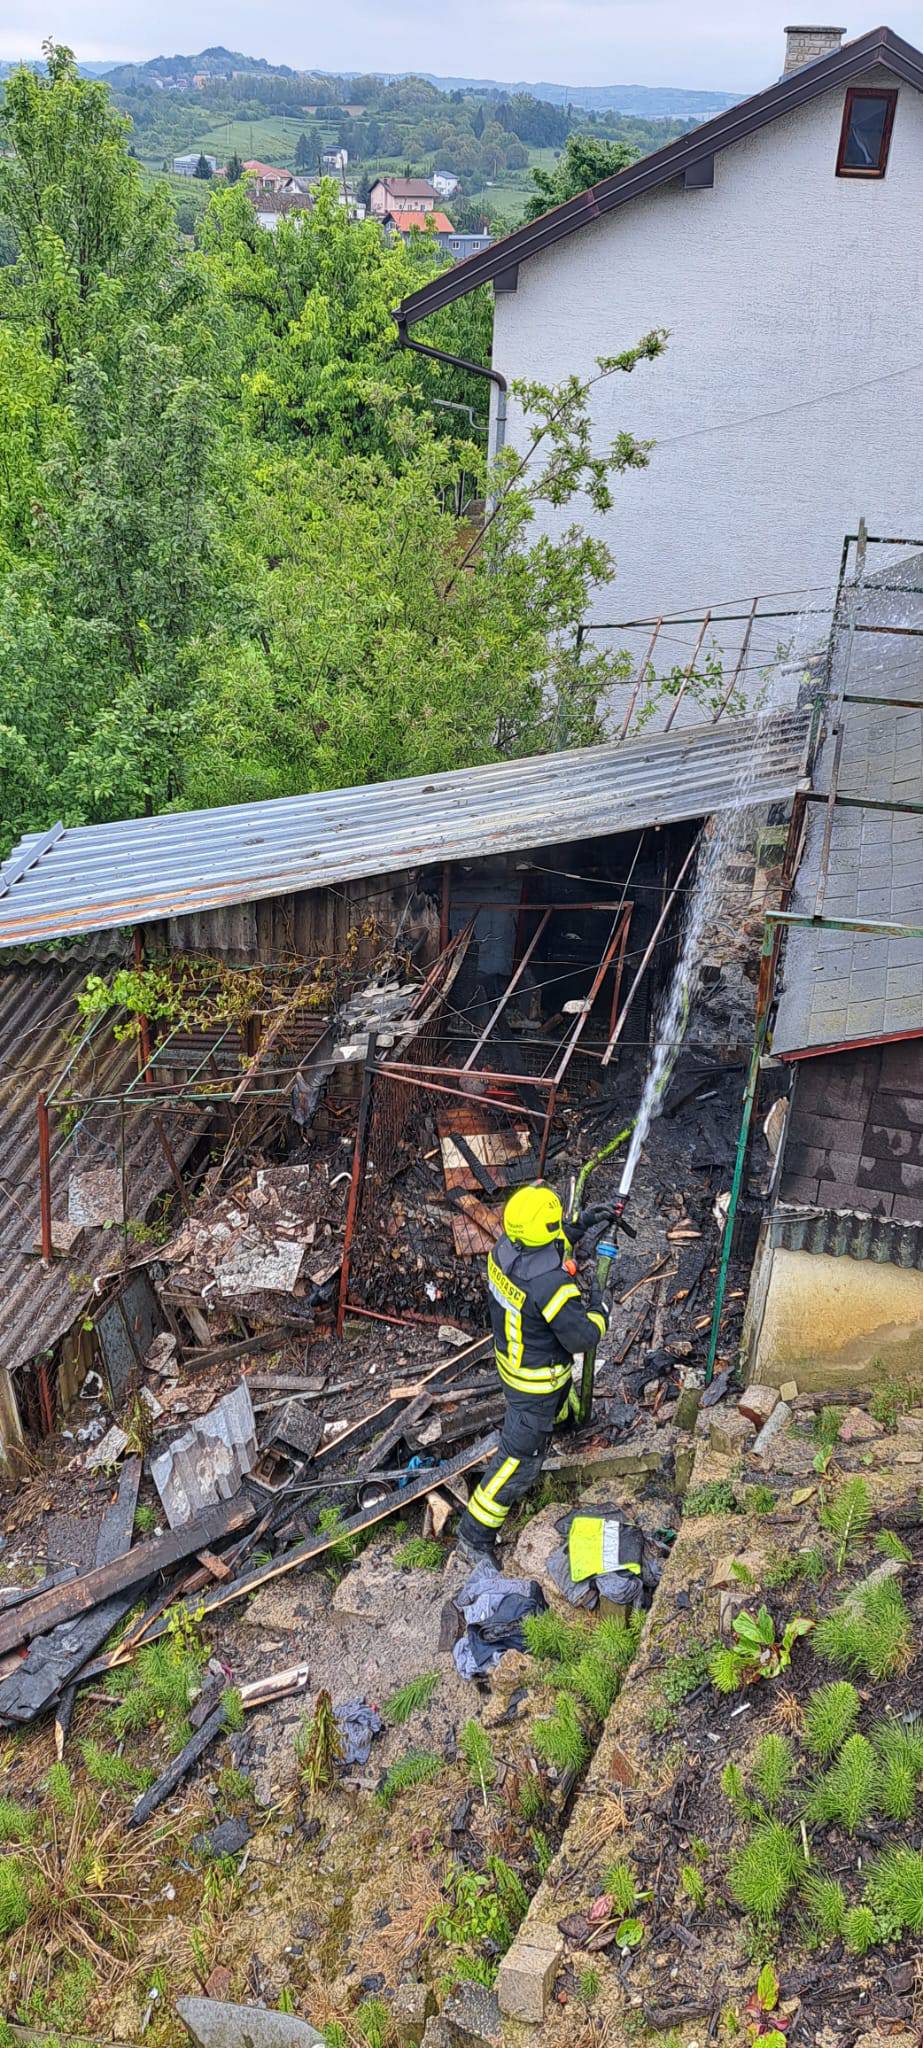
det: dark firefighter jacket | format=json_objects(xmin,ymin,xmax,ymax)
[{"xmin": 486, "ymin": 1234, "xmax": 607, "ymax": 1397}]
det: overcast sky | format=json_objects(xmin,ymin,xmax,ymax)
[{"xmin": 4, "ymin": 4, "xmax": 919, "ymax": 89}]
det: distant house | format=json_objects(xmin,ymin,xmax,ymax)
[
  {"xmin": 383, "ymin": 210, "xmax": 490, "ymax": 263},
  {"xmin": 432, "ymin": 170, "xmax": 459, "ymax": 197},
  {"xmin": 251, "ymin": 187, "xmax": 313, "ymax": 232},
  {"xmin": 383, "ymin": 208, "xmax": 455, "ymax": 244},
  {"xmin": 321, "ymin": 146, "xmax": 349, "ymax": 172},
  {"xmin": 369, "ymin": 175, "xmax": 438, "ymax": 217},
  {"xmin": 173, "ymin": 152, "xmax": 217, "ymax": 177},
  {"xmin": 243, "ymin": 159, "xmax": 293, "ymax": 193}
]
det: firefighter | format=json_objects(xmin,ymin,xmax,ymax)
[{"xmin": 458, "ymin": 1182, "xmax": 612, "ymax": 1561}]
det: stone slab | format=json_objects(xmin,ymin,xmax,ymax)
[{"xmin": 176, "ymin": 1998, "xmax": 324, "ymax": 2048}]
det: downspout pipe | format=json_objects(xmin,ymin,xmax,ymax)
[{"xmin": 392, "ymin": 312, "xmax": 507, "ymax": 450}]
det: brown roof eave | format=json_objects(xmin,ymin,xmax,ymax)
[{"xmin": 396, "ymin": 25, "xmax": 923, "ymax": 327}]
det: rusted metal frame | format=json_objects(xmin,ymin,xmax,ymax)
[
  {"xmin": 461, "ymin": 909, "xmax": 552, "ymax": 1072},
  {"xmin": 606, "ymin": 911, "xmax": 632, "ymax": 1041},
  {"xmin": 37, "ymin": 1362, "xmax": 55, "ymax": 1434},
  {"xmin": 38, "ymin": 1091, "xmax": 52, "ymax": 1260},
  {"xmin": 230, "ymin": 1010, "xmax": 335, "ymax": 1108},
  {"xmin": 814, "ymin": 519, "xmax": 867, "ymax": 918},
  {"xmin": 713, "ymin": 596, "xmax": 759, "ymax": 721},
  {"xmin": 373, "ymin": 1065, "xmax": 550, "ymax": 1121},
  {"xmin": 803, "ymin": 790, "xmax": 923, "ymax": 817},
  {"xmin": 769, "ymin": 909, "xmax": 923, "ymax": 940},
  {"xmin": 548, "ymin": 910, "xmax": 633, "ymax": 1087},
  {"xmin": 619, "ymin": 618, "xmax": 663, "ymax": 739},
  {"xmin": 45, "ymin": 1003, "xmax": 117, "ymax": 1115},
  {"xmin": 342, "ymin": 1302, "xmax": 445, "ymax": 1328},
  {"xmin": 853, "ymin": 622, "xmax": 923, "ymax": 638},
  {"xmin": 439, "ymin": 863, "xmax": 451, "ymax": 952},
  {"xmin": 601, "ymin": 836, "xmax": 702, "ymax": 1067},
  {"xmin": 336, "ymin": 1032, "xmax": 378, "ymax": 1337},
  {"xmin": 125, "ymin": 1016, "xmax": 236, "ymax": 1101},
  {"xmin": 842, "ymin": 692, "xmax": 923, "ymax": 709},
  {"xmin": 151, "ymin": 1111, "xmax": 189, "ymax": 1210},
  {"xmin": 663, "ymin": 609, "xmax": 713, "ymax": 733},
  {"xmin": 705, "ymin": 919, "xmax": 779, "ymax": 1380},
  {"xmin": 378, "ymin": 1059, "xmax": 555, "ymax": 1089}
]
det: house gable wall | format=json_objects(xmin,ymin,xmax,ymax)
[{"xmin": 489, "ymin": 67, "xmax": 923, "ymax": 636}]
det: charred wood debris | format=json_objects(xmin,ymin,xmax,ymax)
[{"xmin": 0, "ymin": 949, "xmax": 752, "ymax": 1790}]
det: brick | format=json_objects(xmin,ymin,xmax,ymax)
[
  {"xmin": 863, "ymin": 1125, "xmax": 919, "ymax": 1164},
  {"xmin": 779, "ymin": 1379, "xmax": 799, "ymax": 1403},
  {"xmin": 709, "ymin": 1411, "xmax": 756, "ymax": 1458},
  {"xmin": 880, "ymin": 1041, "xmax": 923, "ymax": 1091},
  {"xmin": 496, "ymin": 1932, "xmax": 564, "ymax": 2024},
  {"xmin": 785, "ymin": 1141, "xmax": 832, "ymax": 1180},
  {"xmin": 738, "ymin": 1384, "xmax": 779, "ymax": 1429},
  {"xmin": 787, "ymin": 1109, "xmax": 865, "ymax": 1152},
  {"xmin": 779, "ymin": 1172, "xmax": 822, "ymax": 1206},
  {"xmin": 899, "ymin": 1162, "xmax": 923, "ymax": 1192},
  {"xmin": 891, "ymin": 1194, "xmax": 923, "ymax": 1222},
  {"xmin": 441, "ymin": 1980, "xmax": 502, "ymax": 2045}
]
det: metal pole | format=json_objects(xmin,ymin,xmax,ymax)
[
  {"xmin": 663, "ymin": 609, "xmax": 712, "ymax": 733},
  {"xmin": 38, "ymin": 1092, "xmax": 52, "ymax": 1261},
  {"xmin": 619, "ymin": 618, "xmax": 664, "ymax": 740},
  {"xmin": 462, "ymin": 908, "xmax": 552, "ymax": 1071},
  {"xmin": 705, "ymin": 924, "xmax": 777, "ymax": 1381},
  {"xmin": 601, "ymin": 835, "xmax": 701, "ymax": 1066}
]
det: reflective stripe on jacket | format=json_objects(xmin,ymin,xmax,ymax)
[{"xmin": 486, "ymin": 1233, "xmax": 607, "ymax": 1396}]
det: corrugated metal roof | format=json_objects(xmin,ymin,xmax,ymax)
[
  {"xmin": 0, "ymin": 710, "xmax": 810, "ymax": 946},
  {"xmin": 773, "ymin": 562, "xmax": 923, "ymax": 1056},
  {"xmin": 0, "ymin": 960, "xmax": 199, "ymax": 1379}
]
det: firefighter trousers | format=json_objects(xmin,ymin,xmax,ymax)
[{"xmin": 459, "ymin": 1381, "xmax": 572, "ymax": 1551}]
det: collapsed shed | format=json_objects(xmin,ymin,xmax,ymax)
[{"xmin": 0, "ymin": 711, "xmax": 810, "ymax": 1465}]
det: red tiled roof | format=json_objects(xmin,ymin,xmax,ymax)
[
  {"xmin": 243, "ymin": 160, "xmax": 291, "ymax": 181},
  {"xmin": 387, "ymin": 210, "xmax": 454, "ymax": 233}
]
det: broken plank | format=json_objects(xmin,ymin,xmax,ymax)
[
  {"xmin": 246, "ymin": 1371, "xmax": 327, "ymax": 1395},
  {"xmin": 115, "ymin": 1433, "xmax": 499, "ymax": 1648},
  {"xmin": 0, "ymin": 1495, "xmax": 254, "ymax": 1658},
  {"xmin": 129, "ymin": 1702, "xmax": 227, "ymax": 1828},
  {"xmin": 55, "ymin": 1458, "xmax": 142, "ymax": 1749},
  {"xmin": 196, "ymin": 1550, "xmax": 231, "ymax": 1582},
  {"xmin": 312, "ymin": 1335, "xmax": 491, "ymax": 1472},
  {"xmin": 179, "ymin": 1332, "xmax": 295, "ymax": 1373},
  {"xmin": 356, "ymin": 1389, "xmax": 437, "ymax": 1477}
]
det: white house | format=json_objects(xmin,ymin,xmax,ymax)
[
  {"xmin": 395, "ymin": 25, "xmax": 923, "ymax": 693},
  {"xmin": 432, "ymin": 169, "xmax": 460, "ymax": 197},
  {"xmin": 173, "ymin": 152, "xmax": 217, "ymax": 176}
]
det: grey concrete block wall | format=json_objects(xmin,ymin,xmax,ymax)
[{"xmin": 780, "ymin": 1040, "xmax": 923, "ymax": 1223}]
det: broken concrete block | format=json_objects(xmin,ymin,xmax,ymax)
[
  {"xmin": 421, "ymin": 2023, "xmax": 455, "ymax": 2048},
  {"xmin": 896, "ymin": 1448, "xmax": 923, "ymax": 1465},
  {"xmin": 738, "ymin": 1384, "xmax": 778, "ymax": 1429},
  {"xmin": 709, "ymin": 1411, "xmax": 756, "ymax": 1458},
  {"xmin": 751, "ymin": 1400, "xmax": 792, "ymax": 1460},
  {"xmin": 441, "ymin": 1979, "xmax": 502, "ymax": 2044},
  {"xmin": 391, "ymin": 1981, "xmax": 437, "ymax": 2045},
  {"xmin": 145, "ymin": 1330, "xmax": 179, "ymax": 1376},
  {"xmin": 674, "ymin": 1443, "xmax": 696, "ymax": 1495},
  {"xmin": 176, "ymin": 1997, "xmax": 324, "ymax": 2048},
  {"xmin": 85, "ymin": 1425, "xmax": 129, "ymax": 1472},
  {"xmin": 496, "ymin": 1929, "xmax": 564, "ymax": 2023},
  {"xmin": 673, "ymin": 1386, "xmax": 702, "ymax": 1433},
  {"xmin": 838, "ymin": 1406, "xmax": 881, "ymax": 1443},
  {"xmin": 778, "ymin": 1378, "xmax": 799, "ymax": 1404}
]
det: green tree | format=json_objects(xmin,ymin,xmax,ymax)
[
  {"xmin": 0, "ymin": 330, "xmax": 223, "ymax": 838},
  {"xmin": 0, "ymin": 42, "xmax": 180, "ymax": 366},
  {"xmin": 525, "ymin": 133, "xmax": 638, "ymax": 219},
  {"xmin": 225, "ymin": 151, "xmax": 244, "ymax": 184},
  {"xmin": 194, "ymin": 153, "xmax": 213, "ymax": 179},
  {"xmin": 295, "ymin": 130, "xmax": 311, "ymax": 168}
]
